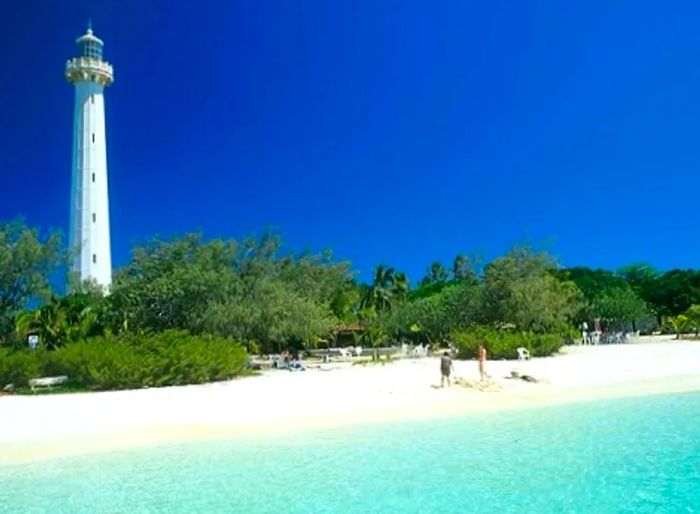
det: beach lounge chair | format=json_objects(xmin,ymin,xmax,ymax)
[{"xmin": 516, "ymin": 347, "xmax": 530, "ymax": 361}]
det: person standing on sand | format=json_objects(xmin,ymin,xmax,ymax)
[
  {"xmin": 440, "ymin": 351, "xmax": 454, "ymax": 387},
  {"xmin": 478, "ymin": 344, "xmax": 487, "ymax": 381}
]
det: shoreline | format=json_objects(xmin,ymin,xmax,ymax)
[{"xmin": 1, "ymin": 340, "xmax": 699, "ymax": 466}]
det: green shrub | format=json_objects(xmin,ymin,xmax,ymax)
[
  {"xmin": 48, "ymin": 340, "xmax": 147, "ymax": 390},
  {"xmin": 247, "ymin": 340, "xmax": 261, "ymax": 356},
  {"xmin": 0, "ymin": 346, "xmax": 50, "ymax": 387},
  {"xmin": 452, "ymin": 326, "xmax": 566, "ymax": 360},
  {"xmin": 0, "ymin": 330, "xmax": 249, "ymax": 391}
]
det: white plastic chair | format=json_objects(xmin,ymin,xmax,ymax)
[
  {"xmin": 516, "ymin": 347, "xmax": 530, "ymax": 361},
  {"xmin": 337, "ymin": 348, "xmax": 352, "ymax": 361},
  {"xmin": 354, "ymin": 346, "xmax": 363, "ymax": 357}
]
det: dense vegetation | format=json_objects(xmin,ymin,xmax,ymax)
[
  {"xmin": 0, "ymin": 330, "xmax": 248, "ymax": 390},
  {"xmin": 1, "ymin": 219, "xmax": 699, "ymax": 390},
  {"xmin": 452, "ymin": 327, "xmax": 567, "ymax": 360}
]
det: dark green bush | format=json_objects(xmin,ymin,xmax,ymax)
[
  {"xmin": 0, "ymin": 346, "xmax": 50, "ymax": 387},
  {"xmin": 0, "ymin": 330, "xmax": 249, "ymax": 391},
  {"xmin": 452, "ymin": 326, "xmax": 566, "ymax": 360}
]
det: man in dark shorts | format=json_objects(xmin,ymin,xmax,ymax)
[{"xmin": 440, "ymin": 351, "xmax": 454, "ymax": 387}]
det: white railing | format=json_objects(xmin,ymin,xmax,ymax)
[{"xmin": 66, "ymin": 57, "xmax": 113, "ymax": 77}]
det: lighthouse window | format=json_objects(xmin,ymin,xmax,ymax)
[
  {"xmin": 93, "ymin": 254, "xmax": 97, "ymax": 264},
  {"xmin": 92, "ymin": 133, "xmax": 95, "ymax": 143},
  {"xmin": 92, "ymin": 213, "xmax": 96, "ymax": 223},
  {"xmin": 81, "ymin": 41, "xmax": 103, "ymax": 60},
  {"xmin": 91, "ymin": 95, "xmax": 94, "ymax": 104},
  {"xmin": 92, "ymin": 173, "xmax": 95, "ymax": 182}
]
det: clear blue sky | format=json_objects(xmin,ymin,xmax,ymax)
[{"xmin": 1, "ymin": 1, "xmax": 699, "ymax": 282}]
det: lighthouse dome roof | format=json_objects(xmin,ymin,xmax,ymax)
[{"xmin": 76, "ymin": 28, "xmax": 104, "ymax": 46}]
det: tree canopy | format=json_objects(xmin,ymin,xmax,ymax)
[
  {"xmin": 3, "ymin": 218, "xmax": 699, "ymax": 351},
  {"xmin": 0, "ymin": 220, "xmax": 64, "ymax": 339}
]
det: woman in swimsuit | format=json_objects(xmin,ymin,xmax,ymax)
[{"xmin": 478, "ymin": 344, "xmax": 487, "ymax": 381}]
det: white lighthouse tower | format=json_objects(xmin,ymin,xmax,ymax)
[{"xmin": 65, "ymin": 24, "xmax": 114, "ymax": 290}]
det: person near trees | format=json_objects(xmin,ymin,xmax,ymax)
[
  {"xmin": 440, "ymin": 351, "xmax": 454, "ymax": 387},
  {"xmin": 478, "ymin": 344, "xmax": 488, "ymax": 381}
]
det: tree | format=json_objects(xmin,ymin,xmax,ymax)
[
  {"xmin": 14, "ymin": 294, "xmax": 101, "ymax": 350},
  {"xmin": 408, "ymin": 280, "xmax": 453, "ymax": 301},
  {"xmin": 202, "ymin": 279, "xmax": 335, "ymax": 351},
  {"xmin": 557, "ymin": 267, "xmax": 627, "ymax": 301},
  {"xmin": 683, "ymin": 305, "xmax": 700, "ymax": 336},
  {"xmin": 109, "ymin": 231, "xmax": 348, "ymax": 350},
  {"xmin": 420, "ymin": 262, "xmax": 449, "ymax": 286},
  {"xmin": 329, "ymin": 282, "xmax": 361, "ymax": 322},
  {"xmin": 0, "ymin": 220, "xmax": 64, "ymax": 340},
  {"xmin": 361, "ymin": 265, "xmax": 408, "ymax": 311},
  {"xmin": 357, "ymin": 323, "xmax": 389, "ymax": 349},
  {"xmin": 647, "ymin": 270, "xmax": 700, "ymax": 321},
  {"xmin": 592, "ymin": 286, "xmax": 650, "ymax": 331},
  {"xmin": 278, "ymin": 249, "xmax": 354, "ymax": 309},
  {"xmin": 667, "ymin": 314, "xmax": 691, "ymax": 340},
  {"xmin": 482, "ymin": 246, "xmax": 580, "ymax": 332},
  {"xmin": 506, "ymin": 275, "xmax": 581, "ymax": 333},
  {"xmin": 452, "ymin": 254, "xmax": 478, "ymax": 283},
  {"xmin": 382, "ymin": 281, "xmax": 484, "ymax": 345},
  {"xmin": 199, "ymin": 232, "xmax": 347, "ymax": 349},
  {"xmin": 617, "ymin": 263, "xmax": 658, "ymax": 302},
  {"xmin": 109, "ymin": 233, "xmax": 239, "ymax": 333},
  {"xmin": 392, "ymin": 271, "xmax": 409, "ymax": 302}
]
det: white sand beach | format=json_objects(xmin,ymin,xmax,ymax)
[{"xmin": 1, "ymin": 336, "xmax": 699, "ymax": 465}]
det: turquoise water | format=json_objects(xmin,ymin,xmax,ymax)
[{"xmin": 1, "ymin": 392, "xmax": 699, "ymax": 513}]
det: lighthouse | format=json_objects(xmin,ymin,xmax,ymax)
[{"xmin": 65, "ymin": 24, "xmax": 114, "ymax": 290}]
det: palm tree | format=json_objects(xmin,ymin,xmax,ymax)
[
  {"xmin": 685, "ymin": 305, "xmax": 700, "ymax": 337},
  {"xmin": 365, "ymin": 265, "xmax": 394, "ymax": 311},
  {"xmin": 392, "ymin": 271, "xmax": 409, "ymax": 302},
  {"xmin": 361, "ymin": 265, "xmax": 409, "ymax": 311},
  {"xmin": 421, "ymin": 262, "xmax": 449, "ymax": 286},
  {"xmin": 15, "ymin": 298, "xmax": 68, "ymax": 350},
  {"xmin": 667, "ymin": 314, "xmax": 690, "ymax": 340},
  {"xmin": 14, "ymin": 295, "xmax": 100, "ymax": 350}
]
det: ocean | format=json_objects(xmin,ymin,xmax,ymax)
[{"xmin": 1, "ymin": 391, "xmax": 699, "ymax": 513}]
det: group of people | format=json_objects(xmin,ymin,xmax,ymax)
[
  {"xmin": 276, "ymin": 349, "xmax": 306, "ymax": 371},
  {"xmin": 439, "ymin": 344, "xmax": 487, "ymax": 387}
]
